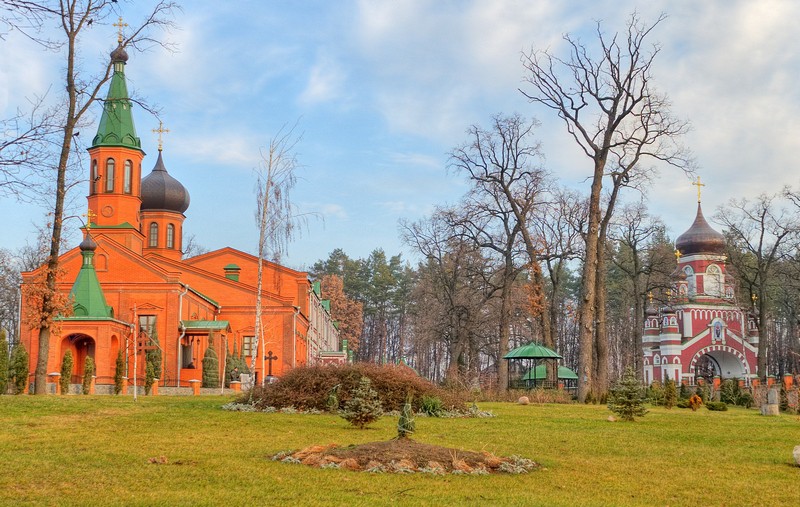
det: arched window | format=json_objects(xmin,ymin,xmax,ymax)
[
  {"xmin": 123, "ymin": 160, "xmax": 132, "ymax": 194},
  {"xmin": 91, "ymin": 160, "xmax": 98, "ymax": 194},
  {"xmin": 705, "ymin": 265, "xmax": 722, "ymax": 296},
  {"xmin": 105, "ymin": 158, "xmax": 115, "ymax": 193},
  {"xmin": 683, "ymin": 266, "xmax": 696, "ymax": 296},
  {"xmin": 166, "ymin": 224, "xmax": 175, "ymax": 249},
  {"xmin": 149, "ymin": 222, "xmax": 158, "ymax": 248}
]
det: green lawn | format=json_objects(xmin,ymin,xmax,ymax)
[{"xmin": 0, "ymin": 396, "xmax": 798, "ymax": 506}]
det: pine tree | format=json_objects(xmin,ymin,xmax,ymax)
[
  {"xmin": 663, "ymin": 375, "xmax": 677, "ymax": 409},
  {"xmin": 82, "ymin": 356, "xmax": 94, "ymax": 395},
  {"xmin": 114, "ymin": 349, "xmax": 125, "ymax": 395},
  {"xmin": 202, "ymin": 340, "xmax": 220, "ymax": 389},
  {"xmin": 397, "ymin": 396, "xmax": 415, "ymax": 439},
  {"xmin": 145, "ymin": 327, "xmax": 162, "ymax": 380},
  {"xmin": 145, "ymin": 361, "xmax": 155, "ymax": 395},
  {"xmin": 608, "ymin": 367, "xmax": 648, "ymax": 421},
  {"xmin": 340, "ymin": 376, "xmax": 383, "ymax": 429},
  {"xmin": 9, "ymin": 344, "xmax": 29, "ymax": 394},
  {"xmin": 59, "ymin": 350, "xmax": 73, "ymax": 394},
  {"xmin": 0, "ymin": 330, "xmax": 9, "ymax": 395}
]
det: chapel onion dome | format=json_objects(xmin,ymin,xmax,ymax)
[
  {"xmin": 110, "ymin": 43, "xmax": 128, "ymax": 63},
  {"xmin": 79, "ymin": 235, "xmax": 98, "ymax": 252},
  {"xmin": 645, "ymin": 303, "xmax": 659, "ymax": 316},
  {"xmin": 140, "ymin": 151, "xmax": 190, "ymax": 213},
  {"xmin": 674, "ymin": 203, "xmax": 726, "ymax": 255}
]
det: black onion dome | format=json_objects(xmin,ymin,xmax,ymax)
[
  {"xmin": 110, "ymin": 44, "xmax": 128, "ymax": 63},
  {"xmin": 79, "ymin": 235, "xmax": 97, "ymax": 251},
  {"xmin": 675, "ymin": 204, "xmax": 726, "ymax": 255},
  {"xmin": 140, "ymin": 151, "xmax": 190, "ymax": 213}
]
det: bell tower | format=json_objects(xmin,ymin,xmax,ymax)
[{"xmin": 86, "ymin": 20, "xmax": 146, "ymax": 253}]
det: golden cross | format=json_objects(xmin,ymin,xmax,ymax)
[
  {"xmin": 751, "ymin": 293, "xmax": 758, "ymax": 303},
  {"xmin": 84, "ymin": 208, "xmax": 97, "ymax": 230},
  {"xmin": 674, "ymin": 249, "xmax": 682, "ymax": 262},
  {"xmin": 152, "ymin": 121, "xmax": 169, "ymax": 151},
  {"xmin": 113, "ymin": 16, "xmax": 128, "ymax": 43},
  {"xmin": 692, "ymin": 176, "xmax": 705, "ymax": 203},
  {"xmin": 648, "ymin": 291, "xmax": 653, "ymax": 304}
]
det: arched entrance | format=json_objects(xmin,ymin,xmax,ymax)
[
  {"xmin": 690, "ymin": 345, "xmax": 749, "ymax": 383},
  {"xmin": 62, "ymin": 334, "xmax": 96, "ymax": 382}
]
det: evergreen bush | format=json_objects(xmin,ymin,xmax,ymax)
[
  {"xmin": 420, "ymin": 395, "xmax": 444, "ymax": 416},
  {"xmin": 607, "ymin": 367, "xmax": 648, "ymax": 421},
  {"xmin": 679, "ymin": 382, "xmax": 690, "ymax": 400},
  {"xmin": 60, "ymin": 350, "xmax": 73, "ymax": 394},
  {"xmin": 145, "ymin": 361, "xmax": 155, "ymax": 395},
  {"xmin": 0, "ymin": 330, "xmax": 9, "ymax": 395},
  {"xmin": 9, "ymin": 344, "xmax": 29, "ymax": 394},
  {"xmin": 82, "ymin": 356, "xmax": 94, "ymax": 395},
  {"xmin": 202, "ymin": 345, "xmax": 220, "ymax": 388},
  {"xmin": 397, "ymin": 396, "xmax": 415, "ymax": 439},
  {"xmin": 663, "ymin": 376, "xmax": 677, "ymax": 409},
  {"xmin": 114, "ymin": 349, "xmax": 125, "ymax": 395},
  {"xmin": 706, "ymin": 401, "xmax": 728, "ymax": 411},
  {"xmin": 145, "ymin": 328, "xmax": 162, "ymax": 381},
  {"xmin": 647, "ymin": 380, "xmax": 664, "ymax": 406},
  {"xmin": 325, "ymin": 385, "xmax": 340, "ymax": 412},
  {"xmin": 340, "ymin": 376, "xmax": 383, "ymax": 429}
]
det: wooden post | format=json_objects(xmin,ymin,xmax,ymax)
[
  {"xmin": 151, "ymin": 379, "xmax": 159, "ymax": 396},
  {"xmin": 189, "ymin": 379, "xmax": 201, "ymax": 395},
  {"xmin": 229, "ymin": 381, "xmax": 241, "ymax": 392},
  {"xmin": 121, "ymin": 376, "xmax": 129, "ymax": 395}
]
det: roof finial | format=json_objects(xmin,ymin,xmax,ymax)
[
  {"xmin": 113, "ymin": 16, "xmax": 128, "ymax": 44},
  {"xmin": 152, "ymin": 121, "xmax": 169, "ymax": 152},
  {"xmin": 674, "ymin": 249, "xmax": 682, "ymax": 263},
  {"xmin": 83, "ymin": 208, "xmax": 97, "ymax": 231},
  {"xmin": 692, "ymin": 176, "xmax": 705, "ymax": 203}
]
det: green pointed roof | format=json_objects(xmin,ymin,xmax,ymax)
[
  {"xmin": 69, "ymin": 237, "xmax": 113, "ymax": 319},
  {"xmin": 91, "ymin": 44, "xmax": 142, "ymax": 150}
]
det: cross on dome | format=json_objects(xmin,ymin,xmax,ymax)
[
  {"xmin": 152, "ymin": 121, "xmax": 169, "ymax": 151},
  {"xmin": 692, "ymin": 176, "xmax": 705, "ymax": 203},
  {"xmin": 113, "ymin": 17, "xmax": 128, "ymax": 43}
]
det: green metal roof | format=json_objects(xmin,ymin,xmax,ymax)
[
  {"xmin": 223, "ymin": 264, "xmax": 240, "ymax": 270},
  {"xmin": 92, "ymin": 57, "xmax": 141, "ymax": 150},
  {"xmin": 522, "ymin": 365, "xmax": 579, "ymax": 381},
  {"xmin": 312, "ymin": 280, "xmax": 321, "ymax": 297},
  {"xmin": 503, "ymin": 342, "xmax": 562, "ymax": 360},
  {"xmin": 321, "ymin": 299, "xmax": 331, "ymax": 312},
  {"xmin": 68, "ymin": 247, "xmax": 113, "ymax": 319},
  {"xmin": 180, "ymin": 320, "xmax": 230, "ymax": 331}
]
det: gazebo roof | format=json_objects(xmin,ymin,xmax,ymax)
[{"xmin": 503, "ymin": 342, "xmax": 562, "ymax": 360}]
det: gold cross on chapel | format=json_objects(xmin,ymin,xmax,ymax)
[
  {"xmin": 152, "ymin": 121, "xmax": 169, "ymax": 151},
  {"xmin": 113, "ymin": 17, "xmax": 128, "ymax": 43},
  {"xmin": 84, "ymin": 208, "xmax": 97, "ymax": 230},
  {"xmin": 692, "ymin": 176, "xmax": 705, "ymax": 203}
]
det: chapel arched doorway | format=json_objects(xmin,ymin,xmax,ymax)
[
  {"xmin": 63, "ymin": 334, "xmax": 96, "ymax": 382},
  {"xmin": 691, "ymin": 347, "xmax": 748, "ymax": 384}
]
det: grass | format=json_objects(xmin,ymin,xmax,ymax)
[{"xmin": 0, "ymin": 396, "xmax": 798, "ymax": 506}]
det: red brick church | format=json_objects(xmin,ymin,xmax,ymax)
[
  {"xmin": 19, "ymin": 39, "xmax": 344, "ymax": 393},
  {"xmin": 642, "ymin": 182, "xmax": 759, "ymax": 386}
]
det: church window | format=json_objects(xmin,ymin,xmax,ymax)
[
  {"xmin": 243, "ymin": 336, "xmax": 254, "ymax": 357},
  {"xmin": 91, "ymin": 160, "xmax": 98, "ymax": 194},
  {"xmin": 683, "ymin": 266, "xmax": 696, "ymax": 296},
  {"xmin": 105, "ymin": 158, "xmax": 115, "ymax": 192},
  {"xmin": 123, "ymin": 160, "xmax": 132, "ymax": 194},
  {"xmin": 166, "ymin": 224, "xmax": 175, "ymax": 249},
  {"xmin": 139, "ymin": 315, "xmax": 157, "ymax": 339},
  {"xmin": 705, "ymin": 265, "xmax": 722, "ymax": 296},
  {"xmin": 149, "ymin": 222, "xmax": 158, "ymax": 248}
]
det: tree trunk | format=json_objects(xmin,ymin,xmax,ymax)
[{"xmin": 592, "ymin": 238, "xmax": 609, "ymax": 399}]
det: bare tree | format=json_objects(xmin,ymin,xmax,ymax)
[
  {"xmin": 715, "ymin": 192, "xmax": 800, "ymax": 378},
  {"xmin": 520, "ymin": 13, "xmax": 691, "ymax": 401},
  {"xmin": 251, "ymin": 126, "xmax": 301, "ymax": 387},
  {"xmin": 8, "ymin": 1, "xmax": 178, "ymax": 394}
]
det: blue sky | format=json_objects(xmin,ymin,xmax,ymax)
[{"xmin": 2, "ymin": 1, "xmax": 800, "ymax": 271}]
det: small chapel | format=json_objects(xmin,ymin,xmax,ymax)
[
  {"xmin": 642, "ymin": 181, "xmax": 759, "ymax": 387},
  {"xmin": 19, "ymin": 34, "xmax": 345, "ymax": 393}
]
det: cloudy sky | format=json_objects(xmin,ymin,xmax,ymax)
[{"xmin": 1, "ymin": 0, "xmax": 799, "ymax": 270}]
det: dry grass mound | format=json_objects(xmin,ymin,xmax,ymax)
[
  {"xmin": 272, "ymin": 439, "xmax": 539, "ymax": 475},
  {"xmin": 247, "ymin": 363, "xmax": 466, "ymax": 412}
]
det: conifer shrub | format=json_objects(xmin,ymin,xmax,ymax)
[
  {"xmin": 145, "ymin": 328, "xmax": 162, "ymax": 381},
  {"xmin": 0, "ymin": 330, "xmax": 9, "ymax": 395},
  {"xmin": 9, "ymin": 344, "xmax": 29, "ymax": 394},
  {"xmin": 325, "ymin": 385, "xmax": 340, "ymax": 412},
  {"xmin": 60, "ymin": 350, "xmax": 73, "ymax": 394},
  {"xmin": 246, "ymin": 363, "xmax": 466, "ymax": 413},
  {"xmin": 81, "ymin": 356, "xmax": 94, "ymax": 395},
  {"xmin": 679, "ymin": 382, "xmax": 690, "ymax": 400},
  {"xmin": 647, "ymin": 380, "xmax": 665, "ymax": 406},
  {"xmin": 420, "ymin": 395, "xmax": 444, "ymax": 416},
  {"xmin": 705, "ymin": 401, "xmax": 728, "ymax": 411},
  {"xmin": 607, "ymin": 367, "xmax": 648, "ymax": 421},
  {"xmin": 663, "ymin": 376, "xmax": 677, "ymax": 409},
  {"xmin": 397, "ymin": 396, "xmax": 415, "ymax": 438},
  {"xmin": 202, "ymin": 346, "xmax": 219, "ymax": 388},
  {"xmin": 145, "ymin": 361, "xmax": 156, "ymax": 395},
  {"xmin": 340, "ymin": 376, "xmax": 383, "ymax": 429},
  {"xmin": 114, "ymin": 349, "xmax": 125, "ymax": 395}
]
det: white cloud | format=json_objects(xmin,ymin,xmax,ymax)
[{"xmin": 299, "ymin": 54, "xmax": 346, "ymax": 106}]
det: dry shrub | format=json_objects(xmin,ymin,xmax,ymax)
[{"xmin": 247, "ymin": 363, "xmax": 466, "ymax": 412}]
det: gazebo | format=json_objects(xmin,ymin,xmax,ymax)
[
  {"xmin": 522, "ymin": 364, "xmax": 579, "ymax": 392},
  {"xmin": 503, "ymin": 342, "xmax": 562, "ymax": 390}
]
